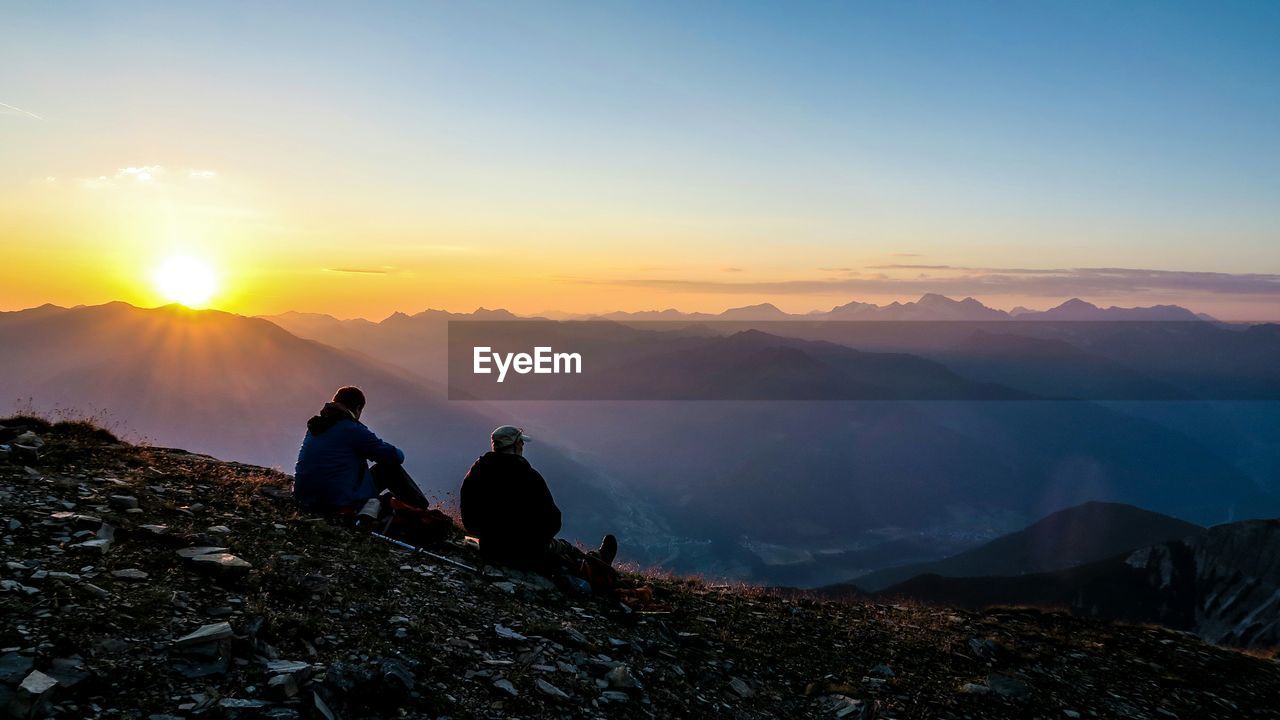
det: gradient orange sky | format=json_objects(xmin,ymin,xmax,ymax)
[{"xmin": 2, "ymin": 3, "xmax": 1278, "ymax": 321}]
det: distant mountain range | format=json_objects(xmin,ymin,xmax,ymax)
[
  {"xmin": 579, "ymin": 295, "xmax": 1219, "ymax": 322},
  {"xmin": 5, "ymin": 300, "xmax": 1279, "ymax": 588},
  {"xmin": 269, "ymin": 295, "xmax": 1218, "ymax": 325},
  {"xmin": 266, "ymin": 295, "xmax": 1280, "ymax": 401}
]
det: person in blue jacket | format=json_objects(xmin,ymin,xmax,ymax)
[{"xmin": 293, "ymin": 386, "xmax": 427, "ymax": 512}]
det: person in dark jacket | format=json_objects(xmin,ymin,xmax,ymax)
[
  {"xmin": 461, "ymin": 425, "xmax": 617, "ymax": 572},
  {"xmin": 294, "ymin": 386, "xmax": 426, "ymax": 512}
]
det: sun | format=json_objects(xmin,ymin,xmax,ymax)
[{"xmin": 152, "ymin": 256, "xmax": 220, "ymax": 308}]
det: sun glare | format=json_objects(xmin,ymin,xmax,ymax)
[{"xmin": 152, "ymin": 256, "xmax": 220, "ymax": 308}]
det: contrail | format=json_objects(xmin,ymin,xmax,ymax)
[{"xmin": 0, "ymin": 102, "xmax": 43, "ymax": 120}]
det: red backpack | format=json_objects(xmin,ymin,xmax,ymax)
[{"xmin": 380, "ymin": 498, "xmax": 458, "ymax": 547}]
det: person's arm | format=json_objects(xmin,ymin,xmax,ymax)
[
  {"xmin": 529, "ymin": 467, "xmax": 562, "ymax": 539},
  {"xmin": 459, "ymin": 461, "xmax": 485, "ymax": 535},
  {"xmin": 351, "ymin": 423, "xmax": 404, "ymax": 465}
]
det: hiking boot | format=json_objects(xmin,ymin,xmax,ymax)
[
  {"xmin": 354, "ymin": 497, "xmax": 383, "ymax": 530},
  {"xmin": 595, "ymin": 534, "xmax": 618, "ymax": 566}
]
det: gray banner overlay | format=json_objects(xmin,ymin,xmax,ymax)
[{"xmin": 447, "ymin": 320, "xmax": 1280, "ymax": 401}]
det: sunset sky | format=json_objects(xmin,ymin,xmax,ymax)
[{"xmin": 2, "ymin": 2, "xmax": 1278, "ymax": 320}]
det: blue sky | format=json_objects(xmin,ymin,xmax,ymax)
[{"xmin": 2, "ymin": 1, "xmax": 1278, "ymax": 318}]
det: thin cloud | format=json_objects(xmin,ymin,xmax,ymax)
[
  {"xmin": 117, "ymin": 166, "xmax": 163, "ymax": 182},
  {"xmin": 0, "ymin": 101, "xmax": 43, "ymax": 120},
  {"xmin": 865, "ymin": 264, "xmax": 956, "ymax": 270},
  {"xmin": 82, "ymin": 165, "xmax": 166, "ymax": 188},
  {"xmin": 866, "ymin": 264, "xmax": 1078, "ymax": 274},
  {"xmin": 401, "ymin": 244, "xmax": 487, "ymax": 255},
  {"xmin": 325, "ymin": 267, "xmax": 393, "ymax": 275},
  {"xmin": 78, "ymin": 165, "xmax": 221, "ymax": 189}
]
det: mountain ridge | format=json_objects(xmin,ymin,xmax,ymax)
[{"xmin": 256, "ymin": 294, "xmax": 1225, "ymax": 326}]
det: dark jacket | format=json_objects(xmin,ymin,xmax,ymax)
[
  {"xmin": 294, "ymin": 403, "xmax": 404, "ymax": 510},
  {"xmin": 460, "ymin": 451, "xmax": 562, "ymax": 568}
]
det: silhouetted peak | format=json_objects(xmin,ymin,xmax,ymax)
[
  {"xmin": 471, "ymin": 307, "xmax": 518, "ymax": 319},
  {"xmin": 270, "ymin": 310, "xmax": 336, "ymax": 320},
  {"xmin": 916, "ymin": 293, "xmax": 957, "ymax": 306},
  {"xmin": 721, "ymin": 302, "xmax": 786, "ymax": 317},
  {"xmin": 725, "ymin": 328, "xmax": 777, "ymax": 342},
  {"xmin": 1055, "ymin": 298, "xmax": 1099, "ymax": 311},
  {"xmin": 830, "ymin": 299, "xmax": 877, "ymax": 311}
]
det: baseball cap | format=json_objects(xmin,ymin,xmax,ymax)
[{"xmin": 491, "ymin": 425, "xmax": 532, "ymax": 449}]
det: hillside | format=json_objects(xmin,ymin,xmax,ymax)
[
  {"xmin": 840, "ymin": 502, "xmax": 1204, "ymax": 593},
  {"xmin": 3, "ymin": 419, "xmax": 1280, "ymax": 719},
  {"xmin": 0, "ymin": 302, "xmax": 646, "ymax": 558}
]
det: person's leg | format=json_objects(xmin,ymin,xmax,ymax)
[
  {"xmin": 547, "ymin": 538, "xmax": 578, "ymax": 557},
  {"xmin": 547, "ymin": 537, "xmax": 618, "ymax": 567},
  {"xmin": 589, "ymin": 534, "xmax": 618, "ymax": 566},
  {"xmin": 369, "ymin": 463, "xmax": 430, "ymax": 508},
  {"xmin": 546, "ymin": 538, "xmax": 618, "ymax": 595}
]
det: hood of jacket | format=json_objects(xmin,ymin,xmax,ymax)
[
  {"xmin": 473, "ymin": 450, "xmax": 531, "ymax": 470},
  {"xmin": 306, "ymin": 402, "xmax": 360, "ymax": 436}
]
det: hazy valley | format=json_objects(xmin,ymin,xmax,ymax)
[{"xmin": 4, "ymin": 297, "xmax": 1278, "ymax": 593}]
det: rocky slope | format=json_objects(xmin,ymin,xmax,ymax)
[
  {"xmin": 836, "ymin": 502, "xmax": 1204, "ymax": 593},
  {"xmin": 869, "ymin": 519, "xmax": 1280, "ymax": 650},
  {"xmin": 2, "ymin": 418, "xmax": 1279, "ymax": 719},
  {"xmin": 1124, "ymin": 520, "xmax": 1280, "ymax": 647}
]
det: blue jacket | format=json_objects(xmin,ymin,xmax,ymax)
[{"xmin": 294, "ymin": 403, "xmax": 405, "ymax": 510}]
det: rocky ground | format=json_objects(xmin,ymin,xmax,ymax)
[{"xmin": 2, "ymin": 417, "xmax": 1279, "ymax": 719}]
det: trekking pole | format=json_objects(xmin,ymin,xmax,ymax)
[{"xmin": 369, "ymin": 532, "xmax": 479, "ymax": 574}]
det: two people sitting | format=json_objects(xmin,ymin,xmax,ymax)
[{"xmin": 293, "ymin": 386, "xmax": 617, "ymax": 585}]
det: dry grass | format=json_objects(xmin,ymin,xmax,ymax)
[
  {"xmin": 429, "ymin": 490, "xmax": 463, "ymax": 525},
  {"xmin": 1240, "ymin": 645, "xmax": 1279, "ymax": 661},
  {"xmin": 5, "ymin": 402, "xmax": 139, "ymax": 442}
]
